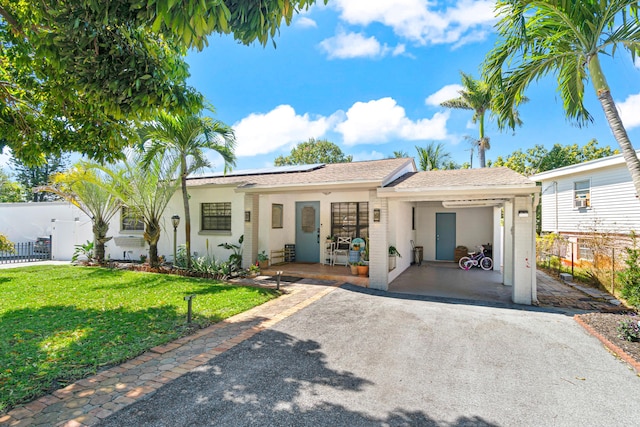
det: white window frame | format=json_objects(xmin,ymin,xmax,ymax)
[{"xmin": 573, "ymin": 179, "xmax": 591, "ymax": 209}]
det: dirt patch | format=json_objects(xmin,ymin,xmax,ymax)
[{"xmin": 576, "ymin": 312, "xmax": 640, "ymax": 371}]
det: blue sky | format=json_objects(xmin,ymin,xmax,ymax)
[
  {"xmin": 2, "ymin": 0, "xmax": 640, "ymax": 173},
  {"xmin": 187, "ymin": 0, "xmax": 640, "ymax": 172}
]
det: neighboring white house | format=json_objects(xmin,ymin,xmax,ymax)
[
  {"xmin": 104, "ymin": 158, "xmax": 539, "ymax": 304},
  {"xmin": 530, "ymin": 151, "xmax": 640, "ymax": 262}
]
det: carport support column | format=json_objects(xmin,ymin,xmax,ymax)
[
  {"xmin": 369, "ymin": 191, "xmax": 389, "ymax": 290},
  {"xmin": 511, "ymin": 196, "xmax": 535, "ymax": 305},
  {"xmin": 492, "ymin": 206, "xmax": 502, "ymax": 273},
  {"xmin": 503, "ymin": 201, "xmax": 514, "ymax": 287},
  {"xmin": 243, "ymin": 194, "xmax": 259, "ymax": 269}
]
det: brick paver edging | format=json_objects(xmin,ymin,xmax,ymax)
[
  {"xmin": 0, "ymin": 282, "xmax": 341, "ymax": 427},
  {"xmin": 574, "ymin": 315, "xmax": 640, "ymax": 375}
]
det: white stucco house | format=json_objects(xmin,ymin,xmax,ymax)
[
  {"xmin": 0, "ymin": 159, "xmax": 539, "ymax": 304},
  {"xmin": 106, "ymin": 158, "xmax": 539, "ymax": 304},
  {"xmin": 530, "ymin": 151, "xmax": 640, "ymax": 262}
]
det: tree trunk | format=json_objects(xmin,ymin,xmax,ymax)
[
  {"xmin": 181, "ymin": 162, "xmax": 191, "ymax": 269},
  {"xmin": 598, "ymin": 90, "xmax": 640, "ymax": 197},
  {"xmin": 93, "ymin": 218, "xmax": 111, "ymax": 264},
  {"xmin": 145, "ymin": 218, "xmax": 161, "ymax": 267}
]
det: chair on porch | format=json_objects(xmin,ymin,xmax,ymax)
[{"xmin": 332, "ymin": 236, "xmax": 351, "ymax": 266}]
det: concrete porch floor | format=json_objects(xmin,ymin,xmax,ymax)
[
  {"xmin": 262, "ymin": 262, "xmax": 369, "ymax": 288},
  {"xmin": 389, "ymin": 261, "xmax": 512, "ymax": 304}
]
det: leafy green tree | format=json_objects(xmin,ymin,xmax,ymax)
[
  {"xmin": 491, "ymin": 140, "xmax": 619, "ymax": 175},
  {"xmin": 10, "ymin": 154, "xmax": 69, "ymax": 201},
  {"xmin": 0, "ymin": 0, "xmax": 325, "ymax": 164},
  {"xmin": 35, "ymin": 163, "xmax": 122, "ymax": 263},
  {"xmin": 140, "ymin": 110, "xmax": 236, "ymax": 268},
  {"xmin": 484, "ymin": 0, "xmax": 640, "ymax": 197},
  {"xmin": 415, "ymin": 142, "xmax": 454, "ymax": 171},
  {"xmin": 0, "ymin": 170, "xmax": 24, "ymax": 202},
  {"xmin": 274, "ymin": 138, "xmax": 353, "ymax": 165},
  {"xmin": 440, "ymin": 72, "xmax": 524, "ymax": 168}
]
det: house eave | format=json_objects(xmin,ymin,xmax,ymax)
[
  {"xmin": 377, "ymin": 184, "xmax": 539, "ymax": 199},
  {"xmin": 235, "ymin": 181, "xmax": 382, "ymax": 194}
]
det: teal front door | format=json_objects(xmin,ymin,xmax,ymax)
[
  {"xmin": 435, "ymin": 213, "xmax": 456, "ymax": 261},
  {"xmin": 295, "ymin": 201, "xmax": 320, "ymax": 262}
]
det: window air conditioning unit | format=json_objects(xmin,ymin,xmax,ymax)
[{"xmin": 575, "ymin": 199, "xmax": 588, "ymax": 208}]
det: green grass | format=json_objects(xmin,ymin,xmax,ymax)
[{"xmin": 0, "ymin": 265, "xmax": 279, "ymax": 412}]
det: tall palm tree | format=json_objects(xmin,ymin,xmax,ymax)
[
  {"xmin": 36, "ymin": 163, "xmax": 122, "ymax": 263},
  {"xmin": 440, "ymin": 72, "xmax": 524, "ymax": 168},
  {"xmin": 415, "ymin": 142, "xmax": 452, "ymax": 171},
  {"xmin": 140, "ymin": 111, "xmax": 236, "ymax": 268},
  {"xmin": 484, "ymin": 0, "xmax": 640, "ymax": 195}
]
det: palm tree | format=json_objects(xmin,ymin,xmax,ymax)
[
  {"xmin": 35, "ymin": 163, "xmax": 122, "ymax": 263},
  {"xmin": 440, "ymin": 72, "xmax": 524, "ymax": 168},
  {"xmin": 415, "ymin": 142, "xmax": 453, "ymax": 171},
  {"xmin": 140, "ymin": 111, "xmax": 236, "ymax": 268},
  {"xmin": 484, "ymin": 0, "xmax": 640, "ymax": 195}
]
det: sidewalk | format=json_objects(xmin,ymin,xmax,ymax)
[
  {"xmin": 536, "ymin": 270, "xmax": 625, "ymax": 312},
  {"xmin": 0, "ymin": 279, "xmax": 340, "ymax": 427}
]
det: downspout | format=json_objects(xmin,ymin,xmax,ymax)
[{"xmin": 554, "ymin": 181, "xmax": 558, "ymax": 233}]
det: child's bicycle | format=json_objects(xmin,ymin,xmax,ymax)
[{"xmin": 458, "ymin": 245, "xmax": 493, "ymax": 271}]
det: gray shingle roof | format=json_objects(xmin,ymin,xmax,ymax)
[
  {"xmin": 386, "ymin": 167, "xmax": 535, "ymax": 189},
  {"xmin": 187, "ymin": 158, "xmax": 413, "ymax": 189}
]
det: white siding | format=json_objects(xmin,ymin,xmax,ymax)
[{"xmin": 539, "ymin": 163, "xmax": 640, "ymax": 234}]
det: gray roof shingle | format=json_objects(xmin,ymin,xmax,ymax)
[
  {"xmin": 187, "ymin": 158, "xmax": 413, "ymax": 189},
  {"xmin": 386, "ymin": 167, "xmax": 535, "ymax": 189}
]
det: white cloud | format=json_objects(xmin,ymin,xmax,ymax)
[
  {"xmin": 233, "ymin": 105, "xmax": 334, "ymax": 156},
  {"xmin": 319, "ymin": 31, "xmax": 389, "ymax": 59},
  {"xmin": 335, "ymin": 97, "xmax": 450, "ymax": 145},
  {"xmin": 331, "ymin": 0, "xmax": 496, "ymax": 47},
  {"xmin": 425, "ymin": 84, "xmax": 464, "ymax": 106},
  {"xmin": 0, "ymin": 147, "xmax": 12, "ymax": 172},
  {"xmin": 295, "ymin": 17, "xmax": 317, "ymax": 28},
  {"xmin": 392, "ymin": 44, "xmax": 406, "ymax": 56},
  {"xmin": 617, "ymin": 93, "xmax": 640, "ymax": 130}
]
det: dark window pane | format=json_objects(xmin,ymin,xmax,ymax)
[{"xmin": 201, "ymin": 202, "xmax": 232, "ymax": 231}]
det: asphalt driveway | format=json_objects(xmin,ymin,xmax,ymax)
[{"xmin": 99, "ymin": 286, "xmax": 640, "ymax": 426}]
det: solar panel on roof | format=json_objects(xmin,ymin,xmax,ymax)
[{"xmin": 189, "ymin": 163, "xmax": 325, "ymax": 179}]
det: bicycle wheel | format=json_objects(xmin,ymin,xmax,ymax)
[
  {"xmin": 459, "ymin": 256, "xmax": 471, "ymax": 270},
  {"xmin": 480, "ymin": 257, "xmax": 493, "ymax": 271}
]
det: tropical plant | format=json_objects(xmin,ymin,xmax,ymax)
[
  {"xmin": 35, "ymin": 163, "xmax": 122, "ymax": 263},
  {"xmin": 274, "ymin": 138, "xmax": 353, "ymax": 165},
  {"xmin": 389, "ymin": 246, "xmax": 402, "ymax": 257},
  {"xmin": 484, "ymin": 0, "xmax": 640, "ymax": 196},
  {"xmin": 415, "ymin": 142, "xmax": 453, "ymax": 171},
  {"xmin": 258, "ymin": 251, "xmax": 269, "ymax": 261},
  {"xmin": 440, "ymin": 72, "xmax": 524, "ymax": 168},
  {"xmin": 218, "ymin": 235, "xmax": 244, "ymax": 271},
  {"xmin": 71, "ymin": 240, "xmax": 95, "ymax": 263},
  {"xmin": 140, "ymin": 109, "xmax": 236, "ymax": 269}
]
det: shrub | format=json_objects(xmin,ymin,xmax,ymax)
[
  {"xmin": 0, "ymin": 233, "xmax": 14, "ymax": 253},
  {"xmin": 618, "ymin": 233, "xmax": 640, "ymax": 309},
  {"xmin": 617, "ymin": 317, "xmax": 640, "ymax": 342},
  {"xmin": 71, "ymin": 240, "xmax": 94, "ymax": 263}
]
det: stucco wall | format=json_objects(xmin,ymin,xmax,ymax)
[
  {"xmin": 416, "ymin": 203, "xmax": 494, "ymax": 261},
  {"xmin": 387, "ymin": 200, "xmax": 414, "ymax": 283}
]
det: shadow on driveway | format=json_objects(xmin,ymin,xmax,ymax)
[{"xmin": 98, "ymin": 328, "xmax": 499, "ymax": 427}]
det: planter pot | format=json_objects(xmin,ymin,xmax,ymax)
[
  {"xmin": 349, "ymin": 264, "xmax": 359, "ymax": 275},
  {"xmin": 258, "ymin": 260, "xmax": 269, "ymax": 269},
  {"xmin": 357, "ymin": 265, "xmax": 369, "ymax": 277},
  {"xmin": 389, "ymin": 255, "xmax": 396, "ymax": 271}
]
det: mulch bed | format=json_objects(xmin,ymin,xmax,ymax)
[{"xmin": 575, "ymin": 312, "xmax": 640, "ymax": 372}]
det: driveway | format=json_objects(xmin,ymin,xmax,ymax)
[{"xmin": 100, "ymin": 286, "xmax": 639, "ymax": 426}]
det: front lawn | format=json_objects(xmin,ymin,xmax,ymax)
[{"xmin": 0, "ymin": 265, "xmax": 278, "ymax": 412}]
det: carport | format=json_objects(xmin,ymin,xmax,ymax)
[{"xmin": 369, "ymin": 168, "xmax": 540, "ymax": 305}]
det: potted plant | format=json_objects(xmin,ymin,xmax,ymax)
[
  {"xmin": 257, "ymin": 251, "xmax": 269, "ymax": 269},
  {"xmin": 361, "ymin": 237, "xmax": 370, "ymax": 265},
  {"xmin": 388, "ymin": 245, "xmax": 401, "ymax": 271},
  {"xmin": 248, "ymin": 263, "xmax": 261, "ymax": 277},
  {"xmin": 349, "ymin": 261, "xmax": 359, "ymax": 275},
  {"xmin": 356, "ymin": 261, "xmax": 369, "ymax": 277}
]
